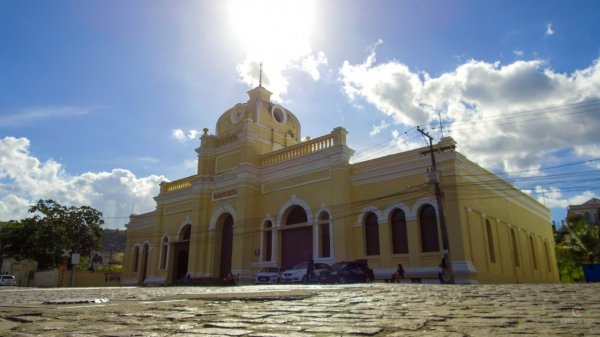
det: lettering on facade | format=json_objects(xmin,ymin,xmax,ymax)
[{"xmin": 213, "ymin": 189, "xmax": 237, "ymax": 200}]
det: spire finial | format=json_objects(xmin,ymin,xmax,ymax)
[{"xmin": 259, "ymin": 61, "xmax": 263, "ymax": 87}]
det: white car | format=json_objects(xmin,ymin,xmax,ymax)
[
  {"xmin": 280, "ymin": 262, "xmax": 331, "ymax": 283},
  {"xmin": 0, "ymin": 274, "xmax": 16, "ymax": 286},
  {"xmin": 254, "ymin": 267, "xmax": 282, "ymax": 284}
]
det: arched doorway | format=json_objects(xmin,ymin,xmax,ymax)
[
  {"xmin": 218, "ymin": 214, "xmax": 234, "ymax": 279},
  {"xmin": 280, "ymin": 205, "xmax": 312, "ymax": 269},
  {"xmin": 175, "ymin": 250, "xmax": 189, "ymax": 281},
  {"xmin": 171, "ymin": 224, "xmax": 191, "ymax": 283},
  {"xmin": 138, "ymin": 243, "xmax": 149, "ymax": 285}
]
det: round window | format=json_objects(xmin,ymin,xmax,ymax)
[{"xmin": 272, "ymin": 106, "xmax": 285, "ymax": 123}]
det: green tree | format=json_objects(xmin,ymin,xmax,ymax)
[
  {"xmin": 0, "ymin": 199, "xmax": 104, "ymax": 269},
  {"xmin": 101, "ymin": 228, "xmax": 127, "ymax": 252},
  {"xmin": 555, "ymin": 216, "xmax": 600, "ymax": 282}
]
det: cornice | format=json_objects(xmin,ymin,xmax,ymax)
[
  {"xmin": 451, "ymin": 153, "xmax": 550, "ymax": 220},
  {"xmin": 126, "ymin": 211, "xmax": 156, "ymax": 229}
]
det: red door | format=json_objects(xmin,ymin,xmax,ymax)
[{"xmin": 281, "ymin": 226, "xmax": 313, "ymax": 269}]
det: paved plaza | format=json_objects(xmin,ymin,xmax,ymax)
[{"xmin": 0, "ymin": 283, "xmax": 598, "ymax": 336}]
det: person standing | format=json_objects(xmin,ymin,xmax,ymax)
[
  {"xmin": 438, "ymin": 257, "xmax": 449, "ymax": 284},
  {"xmin": 305, "ymin": 257, "xmax": 315, "ymax": 283}
]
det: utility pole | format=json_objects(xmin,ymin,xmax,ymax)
[{"xmin": 417, "ymin": 126, "xmax": 455, "ymax": 284}]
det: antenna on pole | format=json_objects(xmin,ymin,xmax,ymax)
[
  {"xmin": 438, "ymin": 110, "xmax": 444, "ymax": 138},
  {"xmin": 259, "ymin": 61, "xmax": 263, "ymax": 87}
]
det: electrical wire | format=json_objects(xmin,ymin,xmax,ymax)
[{"xmin": 122, "ymin": 99, "xmax": 600, "ymax": 239}]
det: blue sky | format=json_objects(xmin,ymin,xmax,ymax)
[{"xmin": 1, "ymin": 0, "xmax": 599, "ymax": 229}]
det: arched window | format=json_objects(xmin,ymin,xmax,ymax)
[
  {"xmin": 511, "ymin": 228, "xmax": 520, "ymax": 267},
  {"xmin": 544, "ymin": 241, "xmax": 552, "ymax": 272},
  {"xmin": 160, "ymin": 237, "xmax": 168, "ymax": 270},
  {"xmin": 530, "ymin": 235, "xmax": 538, "ymax": 270},
  {"xmin": 365, "ymin": 212, "xmax": 380, "ymax": 256},
  {"xmin": 419, "ymin": 205, "xmax": 440, "ymax": 252},
  {"xmin": 263, "ymin": 220, "xmax": 272, "ymax": 262},
  {"xmin": 486, "ymin": 220, "xmax": 496, "ymax": 263},
  {"xmin": 318, "ymin": 212, "xmax": 331, "ymax": 258},
  {"xmin": 132, "ymin": 246, "xmax": 140, "ymax": 272},
  {"xmin": 390, "ymin": 209, "xmax": 408, "ymax": 254},
  {"xmin": 286, "ymin": 205, "xmax": 308, "ymax": 225},
  {"xmin": 180, "ymin": 225, "xmax": 191, "ymax": 241}
]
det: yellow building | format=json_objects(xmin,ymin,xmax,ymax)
[{"xmin": 123, "ymin": 85, "xmax": 559, "ymax": 285}]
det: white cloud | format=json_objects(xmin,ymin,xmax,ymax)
[
  {"xmin": 574, "ymin": 144, "xmax": 600, "ymax": 158},
  {"xmin": 0, "ymin": 106, "xmax": 95, "ymax": 127},
  {"xmin": 339, "ymin": 43, "xmax": 600, "ymax": 172},
  {"xmin": 546, "ymin": 23, "xmax": 554, "ymax": 36},
  {"xmin": 339, "ymin": 48, "xmax": 428, "ymax": 126},
  {"xmin": 172, "ymin": 129, "xmax": 186, "ymax": 141},
  {"xmin": 172, "ymin": 128, "xmax": 200, "ymax": 143},
  {"xmin": 300, "ymin": 50, "xmax": 328, "ymax": 81},
  {"xmin": 353, "ymin": 128, "xmax": 421, "ymax": 163},
  {"xmin": 369, "ymin": 120, "xmax": 390, "ymax": 136},
  {"xmin": 135, "ymin": 156, "xmax": 160, "ymax": 165},
  {"xmin": 236, "ymin": 49, "xmax": 327, "ymax": 101},
  {"xmin": 0, "ymin": 195, "xmax": 30, "ymax": 220},
  {"xmin": 187, "ymin": 129, "xmax": 201, "ymax": 139},
  {"xmin": 514, "ymin": 50, "xmax": 524, "ymax": 57},
  {"xmin": 533, "ymin": 186, "xmax": 597, "ymax": 208},
  {"xmin": 0, "ymin": 136, "xmax": 166, "ymax": 229}
]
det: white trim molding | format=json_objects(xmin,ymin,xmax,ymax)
[
  {"xmin": 355, "ymin": 206, "xmax": 383, "ymax": 227},
  {"xmin": 275, "ymin": 195, "xmax": 313, "ymax": 228},
  {"xmin": 209, "ymin": 202, "xmax": 237, "ymax": 230}
]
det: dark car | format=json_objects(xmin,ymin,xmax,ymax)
[
  {"xmin": 324, "ymin": 260, "xmax": 374, "ymax": 284},
  {"xmin": 353, "ymin": 259, "xmax": 375, "ymax": 281}
]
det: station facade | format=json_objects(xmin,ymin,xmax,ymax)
[{"xmin": 123, "ymin": 85, "xmax": 559, "ymax": 284}]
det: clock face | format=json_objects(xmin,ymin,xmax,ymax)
[{"xmin": 230, "ymin": 104, "xmax": 245, "ymax": 124}]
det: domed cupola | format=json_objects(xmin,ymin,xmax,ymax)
[{"xmin": 215, "ymin": 85, "xmax": 301, "ymax": 149}]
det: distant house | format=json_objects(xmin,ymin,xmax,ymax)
[{"xmin": 567, "ymin": 198, "xmax": 600, "ymax": 226}]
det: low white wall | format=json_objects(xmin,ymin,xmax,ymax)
[{"xmin": 34, "ymin": 269, "xmax": 61, "ymax": 288}]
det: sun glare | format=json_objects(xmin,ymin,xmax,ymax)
[{"xmin": 228, "ymin": 0, "xmax": 315, "ymax": 63}]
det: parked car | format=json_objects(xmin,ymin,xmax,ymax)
[
  {"xmin": 280, "ymin": 262, "xmax": 331, "ymax": 283},
  {"xmin": 324, "ymin": 260, "xmax": 374, "ymax": 284},
  {"xmin": 353, "ymin": 259, "xmax": 375, "ymax": 281},
  {"xmin": 0, "ymin": 274, "xmax": 16, "ymax": 286},
  {"xmin": 254, "ymin": 267, "xmax": 283, "ymax": 284}
]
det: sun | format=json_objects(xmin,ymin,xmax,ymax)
[{"xmin": 227, "ymin": 0, "xmax": 316, "ymax": 63}]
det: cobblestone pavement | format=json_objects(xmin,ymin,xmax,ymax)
[{"xmin": 0, "ymin": 283, "xmax": 598, "ymax": 336}]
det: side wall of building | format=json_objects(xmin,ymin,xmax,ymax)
[{"xmin": 451, "ymin": 155, "xmax": 559, "ymax": 283}]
